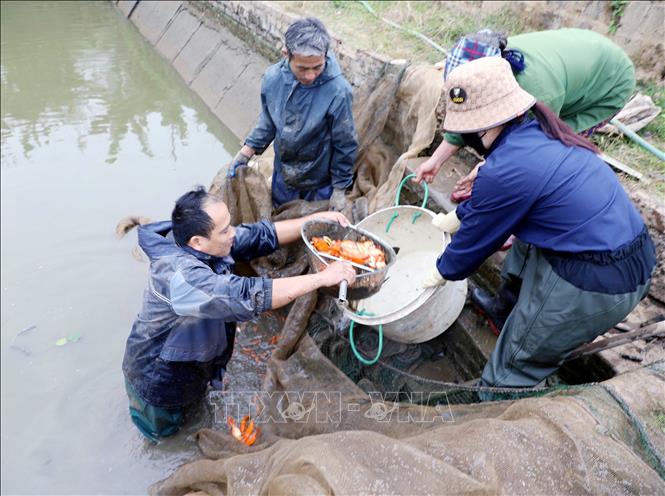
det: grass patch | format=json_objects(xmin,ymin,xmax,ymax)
[
  {"xmin": 637, "ymin": 83, "xmax": 665, "ymax": 143},
  {"xmin": 276, "ymin": 1, "xmax": 529, "ymax": 63},
  {"xmin": 608, "ymin": 0, "xmax": 629, "ymax": 35},
  {"xmin": 591, "ymin": 83, "xmax": 665, "ymax": 196},
  {"xmin": 594, "ymin": 134, "xmax": 665, "ymax": 196},
  {"xmin": 655, "ymin": 410, "xmax": 665, "ymax": 434}
]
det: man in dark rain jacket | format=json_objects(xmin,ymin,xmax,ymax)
[
  {"xmin": 121, "ymin": 186, "xmax": 355, "ymax": 442},
  {"xmin": 229, "ymin": 17, "xmax": 357, "ymax": 209}
]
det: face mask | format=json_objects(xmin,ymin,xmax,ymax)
[{"xmin": 461, "ymin": 131, "xmax": 489, "ymax": 156}]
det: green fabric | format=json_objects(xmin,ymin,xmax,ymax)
[
  {"xmin": 443, "ymin": 28, "xmax": 635, "ymax": 145},
  {"xmin": 481, "ymin": 239, "xmax": 649, "ymax": 389},
  {"xmin": 125, "ymin": 380, "xmax": 185, "ymax": 443},
  {"xmin": 510, "ymin": 28, "xmax": 634, "ymax": 132},
  {"xmin": 443, "ymin": 131, "xmax": 464, "ymax": 147}
]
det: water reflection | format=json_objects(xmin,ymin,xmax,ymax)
[
  {"xmin": 1, "ymin": 1, "xmax": 234, "ymax": 165},
  {"xmin": 1, "ymin": 1, "xmax": 239, "ymax": 493}
]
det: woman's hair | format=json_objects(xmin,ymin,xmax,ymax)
[{"xmin": 530, "ymin": 101, "xmax": 600, "ymax": 154}]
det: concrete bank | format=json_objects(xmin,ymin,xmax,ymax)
[
  {"xmin": 114, "ymin": 0, "xmax": 663, "ymax": 375},
  {"xmin": 116, "ymin": 0, "xmax": 269, "ymax": 139}
]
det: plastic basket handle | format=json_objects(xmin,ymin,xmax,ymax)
[
  {"xmin": 394, "ymin": 173, "xmax": 429, "ymax": 208},
  {"xmin": 386, "ymin": 173, "xmax": 429, "ymax": 232}
]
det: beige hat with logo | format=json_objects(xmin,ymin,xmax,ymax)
[{"xmin": 443, "ymin": 56, "xmax": 536, "ymax": 133}]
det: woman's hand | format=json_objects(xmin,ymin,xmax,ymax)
[
  {"xmin": 451, "ymin": 161, "xmax": 484, "ymax": 201},
  {"xmin": 415, "ymin": 156, "xmax": 443, "ymax": 184}
]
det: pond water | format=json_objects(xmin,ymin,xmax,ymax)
[{"xmin": 1, "ymin": 1, "xmax": 240, "ymax": 493}]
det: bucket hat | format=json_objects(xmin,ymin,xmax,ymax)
[{"xmin": 443, "ymin": 57, "xmax": 536, "ymax": 134}]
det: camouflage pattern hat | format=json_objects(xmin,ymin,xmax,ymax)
[{"xmin": 443, "ymin": 57, "xmax": 536, "ymax": 133}]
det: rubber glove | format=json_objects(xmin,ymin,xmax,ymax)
[
  {"xmin": 432, "ymin": 209, "xmax": 461, "ymax": 233},
  {"xmin": 329, "ymin": 188, "xmax": 348, "ymax": 212},
  {"xmin": 228, "ymin": 151, "xmax": 251, "ymax": 178},
  {"xmin": 422, "ymin": 268, "xmax": 447, "ymax": 288}
]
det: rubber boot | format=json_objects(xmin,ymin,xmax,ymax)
[{"xmin": 470, "ymin": 279, "xmax": 521, "ymax": 336}]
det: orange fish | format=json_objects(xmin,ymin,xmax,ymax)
[
  {"xmin": 227, "ymin": 415, "xmax": 260, "ymax": 446},
  {"xmin": 310, "ymin": 236, "xmax": 386, "ymax": 269}
]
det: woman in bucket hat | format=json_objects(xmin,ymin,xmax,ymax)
[
  {"xmin": 421, "ymin": 57, "xmax": 655, "ymax": 390},
  {"xmin": 416, "ymin": 28, "xmax": 636, "ymax": 201}
]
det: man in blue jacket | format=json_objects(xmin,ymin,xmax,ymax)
[
  {"xmin": 229, "ymin": 17, "xmax": 358, "ymax": 209},
  {"xmin": 121, "ymin": 186, "xmax": 355, "ymax": 442}
]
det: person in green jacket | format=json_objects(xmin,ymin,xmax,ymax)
[{"xmin": 415, "ymin": 28, "xmax": 636, "ymax": 200}]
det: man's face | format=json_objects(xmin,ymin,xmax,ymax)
[
  {"xmin": 288, "ymin": 52, "xmax": 326, "ymax": 85},
  {"xmin": 189, "ymin": 201, "xmax": 235, "ymax": 258}
]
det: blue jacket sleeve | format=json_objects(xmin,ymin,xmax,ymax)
[
  {"xmin": 169, "ymin": 265, "xmax": 273, "ymax": 322},
  {"xmin": 231, "ymin": 220, "xmax": 279, "ymax": 261},
  {"xmin": 437, "ymin": 171, "xmax": 532, "ymax": 280},
  {"xmin": 244, "ymin": 83, "xmax": 277, "ymax": 154},
  {"xmin": 328, "ymin": 89, "xmax": 357, "ymax": 190}
]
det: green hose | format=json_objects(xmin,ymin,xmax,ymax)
[
  {"xmin": 349, "ymin": 309, "xmax": 383, "ymax": 366},
  {"xmin": 610, "ymin": 118, "xmax": 665, "ymax": 162},
  {"xmin": 386, "ymin": 173, "xmax": 429, "ymax": 232}
]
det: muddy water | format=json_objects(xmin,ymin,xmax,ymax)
[{"xmin": 1, "ymin": 2, "xmax": 241, "ymax": 493}]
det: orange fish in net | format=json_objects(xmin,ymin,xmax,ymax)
[
  {"xmin": 227, "ymin": 415, "xmax": 259, "ymax": 446},
  {"xmin": 310, "ymin": 236, "xmax": 386, "ymax": 269}
]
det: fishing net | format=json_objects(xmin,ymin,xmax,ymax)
[
  {"xmin": 152, "ymin": 63, "xmax": 665, "ymax": 494},
  {"xmin": 153, "ymin": 297, "xmax": 665, "ymax": 494}
]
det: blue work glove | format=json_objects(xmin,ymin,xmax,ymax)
[{"xmin": 228, "ymin": 151, "xmax": 251, "ymax": 178}]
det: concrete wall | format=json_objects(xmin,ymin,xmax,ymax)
[
  {"xmin": 115, "ymin": 0, "xmax": 665, "ymax": 138},
  {"xmin": 188, "ymin": 1, "xmax": 396, "ymax": 112},
  {"xmin": 116, "ymin": 0, "xmax": 270, "ymax": 139}
]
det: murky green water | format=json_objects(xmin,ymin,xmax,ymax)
[{"xmin": 1, "ymin": 1, "xmax": 239, "ymax": 493}]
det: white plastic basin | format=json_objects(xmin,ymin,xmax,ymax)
[{"xmin": 339, "ymin": 206, "xmax": 468, "ymax": 344}]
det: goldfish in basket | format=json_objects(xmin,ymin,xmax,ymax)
[{"xmin": 310, "ymin": 236, "xmax": 386, "ymax": 269}]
